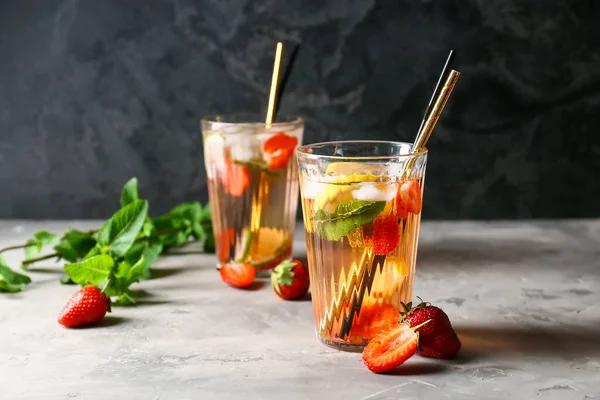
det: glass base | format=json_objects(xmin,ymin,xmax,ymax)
[{"xmin": 318, "ymin": 336, "xmax": 367, "ymax": 353}]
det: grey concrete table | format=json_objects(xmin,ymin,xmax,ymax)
[{"xmin": 1, "ymin": 220, "xmax": 599, "ymax": 400}]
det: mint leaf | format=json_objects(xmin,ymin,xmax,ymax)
[
  {"xmin": 24, "ymin": 239, "xmax": 41, "ymax": 259},
  {"xmin": 199, "ymin": 203, "xmax": 212, "ymax": 222},
  {"xmin": 312, "ymin": 200, "xmax": 386, "ymax": 241},
  {"xmin": 54, "ymin": 229, "xmax": 97, "ymax": 263},
  {"xmin": 34, "ymin": 231, "xmax": 60, "ymax": 245},
  {"xmin": 115, "ymin": 292, "xmax": 136, "ymax": 306},
  {"xmin": 126, "ymin": 255, "xmax": 145, "ymax": 285},
  {"xmin": 60, "ymin": 274, "xmax": 75, "ymax": 285},
  {"xmin": 124, "ymin": 238, "xmax": 163, "ymax": 279},
  {"xmin": 121, "ymin": 177, "xmax": 139, "ymax": 207},
  {"xmin": 24, "ymin": 231, "xmax": 61, "ymax": 260},
  {"xmin": 0, "ymin": 280, "xmax": 25, "ymax": 292},
  {"xmin": 142, "ymin": 219, "xmax": 155, "ymax": 238},
  {"xmin": 97, "ymin": 200, "xmax": 149, "ymax": 257},
  {"xmin": 0, "ymin": 255, "xmax": 32, "ymax": 291},
  {"xmin": 65, "ymin": 254, "xmax": 115, "ymax": 286}
]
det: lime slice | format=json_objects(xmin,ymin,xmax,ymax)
[
  {"xmin": 237, "ymin": 227, "xmax": 292, "ymax": 270},
  {"xmin": 326, "ymin": 162, "xmax": 381, "ymax": 179},
  {"xmin": 315, "ymin": 163, "xmax": 380, "ymax": 210}
]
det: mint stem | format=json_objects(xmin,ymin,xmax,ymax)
[
  {"xmin": 21, "ymin": 253, "xmax": 58, "ymax": 266},
  {"xmin": 0, "ymin": 244, "xmax": 28, "ymax": 254}
]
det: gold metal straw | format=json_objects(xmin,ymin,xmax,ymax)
[
  {"xmin": 249, "ymin": 42, "xmax": 285, "ymax": 250},
  {"xmin": 402, "ymin": 69, "xmax": 461, "ymax": 179},
  {"xmin": 413, "ymin": 70, "xmax": 460, "ymax": 152},
  {"xmin": 265, "ymin": 42, "xmax": 284, "ymax": 125},
  {"xmin": 333, "ymin": 67, "xmax": 461, "ymax": 340}
]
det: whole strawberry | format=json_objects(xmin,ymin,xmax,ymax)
[
  {"xmin": 400, "ymin": 299, "xmax": 461, "ymax": 359},
  {"xmin": 271, "ymin": 259, "xmax": 310, "ymax": 300},
  {"xmin": 58, "ymin": 286, "xmax": 111, "ymax": 328}
]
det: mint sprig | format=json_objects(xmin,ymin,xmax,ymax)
[
  {"xmin": 312, "ymin": 200, "xmax": 386, "ymax": 241},
  {"xmin": 0, "ymin": 177, "xmax": 215, "ymax": 299},
  {"xmin": 0, "ymin": 255, "xmax": 31, "ymax": 292}
]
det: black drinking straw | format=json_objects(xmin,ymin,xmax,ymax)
[{"xmin": 338, "ymin": 50, "xmax": 457, "ymax": 340}]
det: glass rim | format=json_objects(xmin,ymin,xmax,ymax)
[
  {"xmin": 295, "ymin": 140, "xmax": 428, "ymax": 161},
  {"xmin": 200, "ymin": 113, "xmax": 304, "ymax": 127}
]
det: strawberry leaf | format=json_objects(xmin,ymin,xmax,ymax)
[
  {"xmin": 312, "ymin": 200, "xmax": 386, "ymax": 241},
  {"xmin": 97, "ymin": 200, "xmax": 149, "ymax": 257},
  {"xmin": 65, "ymin": 254, "xmax": 115, "ymax": 286}
]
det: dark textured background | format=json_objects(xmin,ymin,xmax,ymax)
[{"xmin": 1, "ymin": 0, "xmax": 599, "ymax": 220}]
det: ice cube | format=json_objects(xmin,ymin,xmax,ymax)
[
  {"xmin": 227, "ymin": 134, "xmax": 261, "ymax": 163},
  {"xmin": 203, "ymin": 133, "xmax": 226, "ymax": 179},
  {"xmin": 352, "ymin": 184, "xmax": 397, "ymax": 202},
  {"xmin": 301, "ymin": 181, "xmax": 327, "ymax": 199}
]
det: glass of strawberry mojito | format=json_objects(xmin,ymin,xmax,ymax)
[
  {"xmin": 296, "ymin": 140, "xmax": 427, "ymax": 352},
  {"xmin": 201, "ymin": 114, "xmax": 304, "ymax": 272}
]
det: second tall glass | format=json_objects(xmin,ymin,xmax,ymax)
[
  {"xmin": 296, "ymin": 140, "xmax": 427, "ymax": 352},
  {"xmin": 201, "ymin": 114, "xmax": 304, "ymax": 271}
]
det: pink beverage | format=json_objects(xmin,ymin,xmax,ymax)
[
  {"xmin": 201, "ymin": 114, "xmax": 304, "ymax": 272},
  {"xmin": 296, "ymin": 141, "xmax": 427, "ymax": 352}
]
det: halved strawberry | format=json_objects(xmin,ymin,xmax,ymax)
[
  {"xmin": 219, "ymin": 262, "xmax": 256, "ymax": 288},
  {"xmin": 362, "ymin": 320, "xmax": 429, "ymax": 373},
  {"xmin": 396, "ymin": 180, "xmax": 422, "ymax": 217},
  {"xmin": 372, "ymin": 214, "xmax": 400, "ymax": 255},
  {"xmin": 263, "ymin": 132, "xmax": 298, "ymax": 170}
]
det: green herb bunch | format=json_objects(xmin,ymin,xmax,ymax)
[{"xmin": 0, "ymin": 178, "xmax": 214, "ymax": 304}]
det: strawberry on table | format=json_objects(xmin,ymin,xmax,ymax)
[
  {"xmin": 362, "ymin": 320, "xmax": 430, "ymax": 373},
  {"xmin": 262, "ymin": 132, "xmax": 298, "ymax": 170},
  {"xmin": 220, "ymin": 262, "xmax": 256, "ymax": 289},
  {"xmin": 372, "ymin": 214, "xmax": 400, "ymax": 255},
  {"xmin": 271, "ymin": 259, "xmax": 310, "ymax": 300},
  {"xmin": 58, "ymin": 286, "xmax": 111, "ymax": 328},
  {"xmin": 400, "ymin": 299, "xmax": 461, "ymax": 359}
]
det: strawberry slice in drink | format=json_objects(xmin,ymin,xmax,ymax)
[
  {"xmin": 263, "ymin": 132, "xmax": 298, "ymax": 170},
  {"xmin": 396, "ymin": 180, "xmax": 422, "ymax": 218}
]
